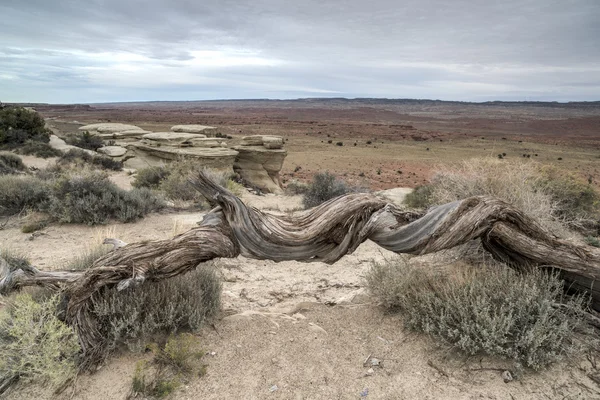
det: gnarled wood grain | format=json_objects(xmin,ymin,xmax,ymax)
[{"xmin": 1, "ymin": 170, "xmax": 599, "ymax": 365}]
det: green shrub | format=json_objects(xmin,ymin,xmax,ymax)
[
  {"xmin": 303, "ymin": 172, "xmax": 351, "ymax": 208},
  {"xmin": 132, "ymin": 166, "xmax": 172, "ymax": 189},
  {"xmin": 64, "ymin": 131, "xmax": 104, "ymax": 151},
  {"xmin": 91, "ymin": 265, "xmax": 221, "ymax": 354},
  {"xmin": 0, "ymin": 294, "xmax": 80, "ymax": 388},
  {"xmin": 0, "ymin": 175, "xmax": 49, "ymax": 216},
  {"xmin": 58, "ymin": 148, "xmax": 122, "ymax": 171},
  {"xmin": 366, "ymin": 259, "xmax": 586, "ymax": 370},
  {"xmin": 0, "ymin": 151, "xmax": 26, "ymax": 175},
  {"xmin": 44, "ymin": 172, "xmax": 163, "ymax": 225},
  {"xmin": 0, "ymin": 107, "xmax": 50, "ymax": 147},
  {"xmin": 16, "ymin": 141, "xmax": 62, "ymax": 158}
]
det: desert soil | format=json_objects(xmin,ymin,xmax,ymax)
[
  {"xmin": 3, "ymin": 100, "xmax": 600, "ymax": 398},
  {"xmin": 2, "ymin": 165, "xmax": 599, "ymax": 399}
]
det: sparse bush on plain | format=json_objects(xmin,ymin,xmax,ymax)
[
  {"xmin": 58, "ymin": 148, "xmax": 122, "ymax": 171},
  {"xmin": 91, "ymin": 265, "xmax": 221, "ymax": 355},
  {"xmin": 303, "ymin": 172, "xmax": 351, "ymax": 208},
  {"xmin": 0, "ymin": 151, "xmax": 26, "ymax": 175},
  {"xmin": 0, "ymin": 294, "xmax": 80, "ymax": 389},
  {"xmin": 16, "ymin": 140, "xmax": 62, "ymax": 158},
  {"xmin": 366, "ymin": 258, "xmax": 587, "ymax": 370},
  {"xmin": 0, "ymin": 175, "xmax": 49, "ymax": 216}
]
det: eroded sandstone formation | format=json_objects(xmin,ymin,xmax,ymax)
[{"xmin": 233, "ymin": 135, "xmax": 287, "ymax": 194}]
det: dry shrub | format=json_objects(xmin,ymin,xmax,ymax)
[
  {"xmin": 0, "ymin": 294, "xmax": 80, "ymax": 390},
  {"xmin": 91, "ymin": 264, "xmax": 221, "ymax": 355},
  {"xmin": 0, "ymin": 175, "xmax": 49, "ymax": 216},
  {"xmin": 403, "ymin": 158, "xmax": 600, "ymax": 236},
  {"xmin": 366, "ymin": 258, "xmax": 587, "ymax": 370}
]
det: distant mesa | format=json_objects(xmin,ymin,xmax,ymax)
[{"xmin": 170, "ymin": 124, "xmax": 217, "ymax": 136}]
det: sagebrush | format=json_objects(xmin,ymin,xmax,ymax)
[
  {"xmin": 91, "ymin": 264, "xmax": 221, "ymax": 355},
  {"xmin": 366, "ymin": 258, "xmax": 587, "ymax": 370}
]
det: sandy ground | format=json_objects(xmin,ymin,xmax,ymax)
[{"xmin": 2, "ymin": 178, "xmax": 599, "ymax": 399}]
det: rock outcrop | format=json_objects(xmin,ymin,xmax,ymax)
[
  {"xmin": 97, "ymin": 146, "xmax": 128, "ymax": 157},
  {"xmin": 233, "ymin": 135, "xmax": 287, "ymax": 194},
  {"xmin": 129, "ymin": 132, "xmax": 237, "ymax": 172},
  {"xmin": 171, "ymin": 125, "xmax": 217, "ymax": 136}
]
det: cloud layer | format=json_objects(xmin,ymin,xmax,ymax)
[{"xmin": 1, "ymin": 0, "xmax": 599, "ymax": 103}]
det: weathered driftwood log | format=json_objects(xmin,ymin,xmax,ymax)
[{"xmin": 1, "ymin": 171, "xmax": 600, "ymax": 363}]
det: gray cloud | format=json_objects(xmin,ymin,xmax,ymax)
[{"xmin": 1, "ymin": 0, "xmax": 599, "ymax": 102}]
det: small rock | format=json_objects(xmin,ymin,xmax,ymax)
[
  {"xmin": 308, "ymin": 322, "xmax": 328, "ymax": 335},
  {"xmin": 269, "ymin": 385, "xmax": 278, "ymax": 392},
  {"xmin": 366, "ymin": 368, "xmax": 374, "ymax": 376},
  {"xmin": 370, "ymin": 358, "xmax": 381, "ymax": 367},
  {"xmin": 501, "ymin": 370, "xmax": 513, "ymax": 383}
]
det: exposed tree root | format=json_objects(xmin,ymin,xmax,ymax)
[{"xmin": 1, "ymin": 170, "xmax": 599, "ymax": 367}]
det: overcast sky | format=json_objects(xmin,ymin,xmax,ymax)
[{"xmin": 1, "ymin": 0, "xmax": 599, "ymax": 103}]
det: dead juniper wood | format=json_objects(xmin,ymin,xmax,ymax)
[{"xmin": 1, "ymin": 170, "xmax": 600, "ymax": 367}]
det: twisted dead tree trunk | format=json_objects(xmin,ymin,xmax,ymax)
[{"xmin": 1, "ymin": 171, "xmax": 600, "ymax": 364}]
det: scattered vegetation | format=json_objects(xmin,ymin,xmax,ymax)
[
  {"xmin": 0, "ymin": 151, "xmax": 26, "ymax": 175},
  {"xmin": 585, "ymin": 236, "xmax": 600, "ymax": 248},
  {"xmin": 58, "ymin": 148, "xmax": 122, "ymax": 171},
  {"xmin": 0, "ymin": 294, "xmax": 80, "ymax": 390},
  {"xmin": 133, "ymin": 162, "xmax": 241, "ymax": 205},
  {"xmin": 366, "ymin": 258, "xmax": 587, "ymax": 370},
  {"xmin": 302, "ymin": 172, "xmax": 351, "ymax": 208},
  {"xmin": 0, "ymin": 171, "xmax": 163, "ymax": 224}
]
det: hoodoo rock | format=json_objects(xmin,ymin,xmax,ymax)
[{"xmin": 234, "ymin": 135, "xmax": 287, "ymax": 193}]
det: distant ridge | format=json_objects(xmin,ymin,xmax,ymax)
[{"xmin": 6, "ymin": 98, "xmax": 600, "ymax": 109}]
